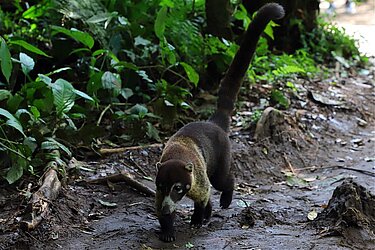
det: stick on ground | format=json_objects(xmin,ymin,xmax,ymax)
[{"xmin": 86, "ymin": 171, "xmax": 156, "ymax": 197}]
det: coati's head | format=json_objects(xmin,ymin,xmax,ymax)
[{"xmin": 155, "ymin": 159, "xmax": 193, "ymax": 215}]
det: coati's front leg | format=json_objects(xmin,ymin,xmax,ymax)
[
  {"xmin": 158, "ymin": 213, "xmax": 176, "ymax": 242},
  {"xmin": 156, "ymin": 190, "xmax": 177, "ymax": 242},
  {"xmin": 190, "ymin": 199, "xmax": 212, "ymax": 227}
]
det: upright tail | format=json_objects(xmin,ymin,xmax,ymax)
[{"xmin": 209, "ymin": 3, "xmax": 285, "ymax": 132}]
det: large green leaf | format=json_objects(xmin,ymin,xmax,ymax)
[
  {"xmin": 51, "ymin": 79, "xmax": 76, "ymax": 115},
  {"xmin": 5, "ymin": 157, "xmax": 26, "ymax": 184},
  {"xmin": 41, "ymin": 137, "xmax": 72, "ymax": 157},
  {"xmin": 22, "ymin": 3, "xmax": 49, "ymax": 19},
  {"xmin": 180, "ymin": 62, "xmax": 199, "ymax": 87},
  {"xmin": 154, "ymin": 6, "xmax": 168, "ymax": 40},
  {"xmin": 0, "ymin": 108, "xmax": 25, "ymax": 136},
  {"xmin": 52, "ymin": 26, "xmax": 94, "ymax": 49},
  {"xmin": 0, "ymin": 89, "xmax": 11, "ymax": 101},
  {"xmin": 101, "ymin": 71, "xmax": 121, "ymax": 96},
  {"xmin": 146, "ymin": 122, "xmax": 161, "ymax": 142},
  {"xmin": 0, "ymin": 38, "xmax": 12, "ymax": 83},
  {"xmin": 9, "ymin": 40, "xmax": 50, "ymax": 57}
]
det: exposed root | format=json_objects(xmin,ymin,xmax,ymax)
[{"xmin": 20, "ymin": 167, "xmax": 62, "ymax": 230}]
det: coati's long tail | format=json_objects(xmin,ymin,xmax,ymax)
[{"xmin": 209, "ymin": 3, "xmax": 285, "ymax": 132}]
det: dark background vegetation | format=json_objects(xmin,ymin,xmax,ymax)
[{"xmin": 0, "ymin": 0, "xmax": 367, "ymax": 184}]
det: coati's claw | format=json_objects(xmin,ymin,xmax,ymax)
[
  {"xmin": 159, "ymin": 231, "xmax": 176, "ymax": 242},
  {"xmin": 190, "ymin": 214, "xmax": 204, "ymax": 228}
]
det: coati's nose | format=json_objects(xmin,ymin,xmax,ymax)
[{"xmin": 161, "ymin": 205, "xmax": 172, "ymax": 215}]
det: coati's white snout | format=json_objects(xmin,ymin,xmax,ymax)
[{"xmin": 161, "ymin": 195, "xmax": 176, "ymax": 215}]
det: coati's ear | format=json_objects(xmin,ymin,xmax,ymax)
[
  {"xmin": 156, "ymin": 162, "xmax": 162, "ymax": 171},
  {"xmin": 185, "ymin": 162, "xmax": 193, "ymax": 172}
]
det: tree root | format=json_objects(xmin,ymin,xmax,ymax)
[
  {"xmin": 86, "ymin": 171, "xmax": 156, "ymax": 197},
  {"xmin": 20, "ymin": 168, "xmax": 62, "ymax": 230}
]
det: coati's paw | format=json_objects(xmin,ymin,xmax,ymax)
[
  {"xmin": 159, "ymin": 231, "xmax": 176, "ymax": 242},
  {"xmin": 190, "ymin": 213, "xmax": 204, "ymax": 228},
  {"xmin": 220, "ymin": 191, "xmax": 233, "ymax": 208},
  {"xmin": 204, "ymin": 202, "xmax": 212, "ymax": 221}
]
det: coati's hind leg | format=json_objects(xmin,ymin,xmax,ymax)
[
  {"xmin": 218, "ymin": 172, "xmax": 234, "ymax": 208},
  {"xmin": 210, "ymin": 159, "xmax": 235, "ymax": 208},
  {"xmin": 190, "ymin": 199, "xmax": 212, "ymax": 227}
]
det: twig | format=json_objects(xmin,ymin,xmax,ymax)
[
  {"xmin": 296, "ymin": 165, "xmax": 375, "ymax": 177},
  {"xmin": 283, "ymin": 154, "xmax": 296, "ymax": 174},
  {"xmin": 97, "ymin": 104, "xmax": 111, "ymax": 126},
  {"xmin": 86, "ymin": 171, "xmax": 156, "ymax": 197},
  {"xmin": 128, "ymin": 152, "xmax": 148, "ymax": 176},
  {"xmin": 98, "ymin": 143, "xmax": 162, "ymax": 155}
]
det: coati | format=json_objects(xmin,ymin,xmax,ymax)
[{"xmin": 155, "ymin": 3, "xmax": 285, "ymax": 242}]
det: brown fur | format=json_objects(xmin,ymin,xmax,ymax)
[{"xmin": 155, "ymin": 3, "xmax": 285, "ymax": 242}]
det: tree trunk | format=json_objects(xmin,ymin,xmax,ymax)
[
  {"xmin": 205, "ymin": 0, "xmax": 233, "ymax": 40},
  {"xmin": 202, "ymin": 0, "xmax": 233, "ymax": 90},
  {"xmin": 242, "ymin": 0, "xmax": 320, "ymax": 53}
]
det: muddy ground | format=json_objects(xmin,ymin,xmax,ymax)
[{"xmin": 1, "ymin": 59, "xmax": 374, "ymax": 250}]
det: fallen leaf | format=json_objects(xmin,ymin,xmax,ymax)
[
  {"xmin": 308, "ymin": 91, "xmax": 345, "ymax": 106},
  {"xmin": 51, "ymin": 231, "xmax": 59, "ymax": 240},
  {"xmin": 307, "ymin": 210, "xmax": 318, "ymax": 221},
  {"xmin": 98, "ymin": 199, "xmax": 117, "ymax": 208},
  {"xmin": 236, "ymin": 200, "xmax": 249, "ymax": 208},
  {"xmin": 185, "ymin": 242, "xmax": 194, "ymax": 249}
]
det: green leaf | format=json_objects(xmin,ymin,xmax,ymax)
[
  {"xmin": 146, "ymin": 122, "xmax": 161, "ymax": 142},
  {"xmin": 45, "ymin": 67, "xmax": 72, "ymax": 77},
  {"xmin": 86, "ymin": 13, "xmax": 113, "ymax": 24},
  {"xmin": 51, "ymin": 79, "xmax": 76, "ymax": 115},
  {"xmin": 136, "ymin": 70, "xmax": 153, "ymax": 83},
  {"xmin": 160, "ymin": 0, "xmax": 174, "ymax": 7},
  {"xmin": 22, "ymin": 4, "xmax": 49, "ymax": 19},
  {"xmin": 51, "ymin": 26, "xmax": 94, "ymax": 49},
  {"xmin": 19, "ymin": 52, "xmax": 35, "ymax": 74},
  {"xmin": 6, "ymin": 94, "xmax": 23, "ymax": 113},
  {"xmin": 73, "ymin": 89, "xmax": 94, "ymax": 102},
  {"xmin": 0, "ymin": 38, "xmax": 12, "ymax": 83},
  {"xmin": 9, "ymin": 40, "xmax": 50, "ymax": 57},
  {"xmin": 101, "ymin": 71, "xmax": 122, "ymax": 96},
  {"xmin": 0, "ymin": 89, "xmax": 12, "ymax": 101},
  {"xmin": 30, "ymin": 106, "xmax": 40, "ymax": 119},
  {"xmin": 120, "ymin": 88, "xmax": 133, "ymax": 100},
  {"xmin": 0, "ymin": 108, "xmax": 25, "ymax": 136},
  {"xmin": 24, "ymin": 137, "xmax": 37, "ymax": 153},
  {"xmin": 41, "ymin": 137, "xmax": 71, "ymax": 156},
  {"xmin": 128, "ymin": 104, "xmax": 148, "ymax": 117},
  {"xmin": 37, "ymin": 74, "xmax": 52, "ymax": 85},
  {"xmin": 154, "ymin": 6, "xmax": 168, "ymax": 40},
  {"xmin": 271, "ymin": 89, "xmax": 290, "ymax": 109},
  {"xmin": 5, "ymin": 160, "xmax": 24, "ymax": 184},
  {"xmin": 180, "ymin": 62, "xmax": 199, "ymax": 87},
  {"xmin": 134, "ymin": 36, "xmax": 151, "ymax": 46}
]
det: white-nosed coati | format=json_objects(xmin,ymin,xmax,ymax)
[{"xmin": 155, "ymin": 3, "xmax": 285, "ymax": 242}]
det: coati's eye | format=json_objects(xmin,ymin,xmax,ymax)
[{"xmin": 174, "ymin": 184, "xmax": 183, "ymax": 193}]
